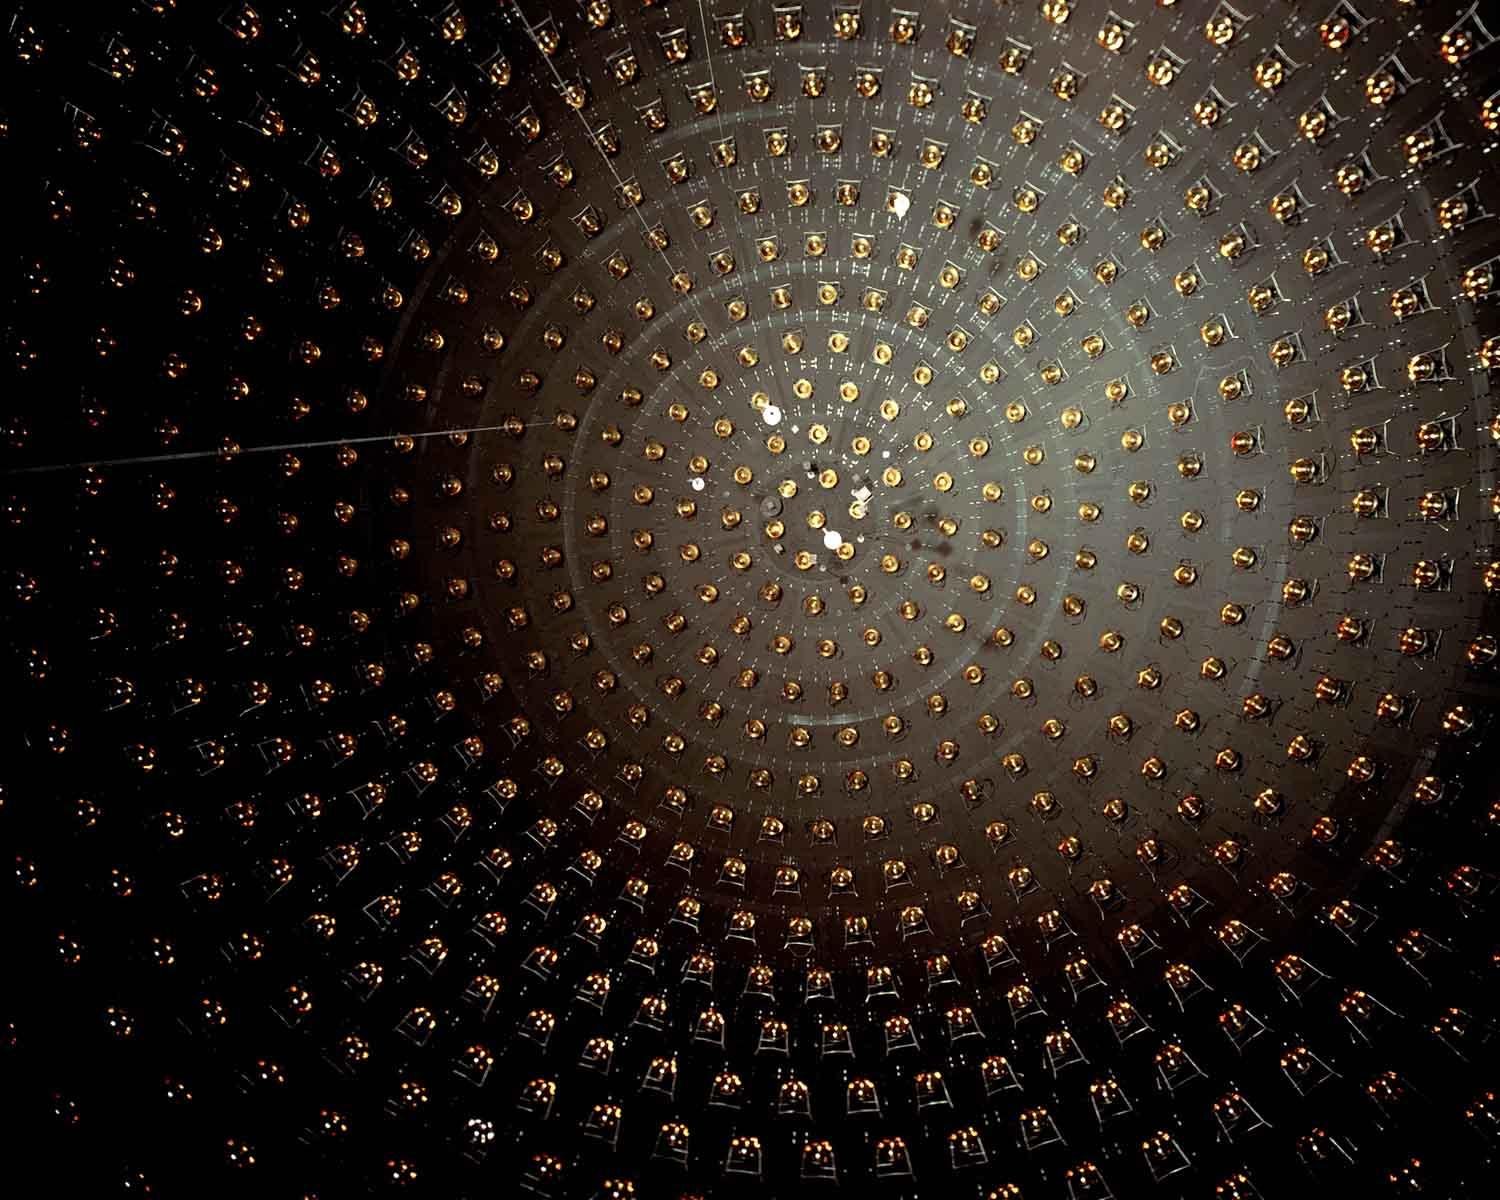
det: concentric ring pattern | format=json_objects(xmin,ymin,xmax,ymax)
[{"xmin": 4, "ymin": 2, "xmax": 1500, "ymax": 1198}]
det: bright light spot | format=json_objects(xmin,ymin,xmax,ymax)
[
  {"xmin": 763, "ymin": 405, "xmax": 782, "ymax": 426},
  {"xmin": 823, "ymin": 530, "xmax": 843, "ymax": 550},
  {"xmin": 690, "ymin": 476, "xmax": 705, "ymax": 491},
  {"xmin": 889, "ymin": 191, "xmax": 911, "ymax": 218}
]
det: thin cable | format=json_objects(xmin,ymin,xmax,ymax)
[
  {"xmin": 694, "ymin": 0, "xmax": 729, "ymax": 143},
  {"xmin": 510, "ymin": 4, "xmax": 704, "ymax": 301},
  {"xmin": 2, "ymin": 422, "xmax": 553, "ymax": 475}
]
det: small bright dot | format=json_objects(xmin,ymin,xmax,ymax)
[
  {"xmin": 763, "ymin": 405, "xmax": 782, "ymax": 426},
  {"xmin": 823, "ymin": 530, "xmax": 843, "ymax": 550},
  {"xmin": 690, "ymin": 476, "xmax": 705, "ymax": 491}
]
